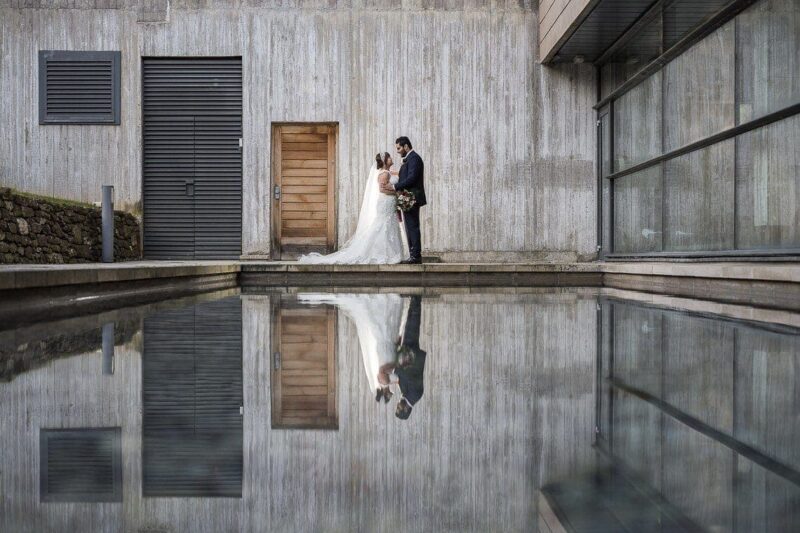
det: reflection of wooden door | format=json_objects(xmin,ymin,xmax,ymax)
[
  {"xmin": 271, "ymin": 303, "xmax": 337, "ymax": 429},
  {"xmin": 271, "ymin": 123, "xmax": 337, "ymax": 259}
]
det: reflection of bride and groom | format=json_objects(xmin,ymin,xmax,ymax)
[{"xmin": 299, "ymin": 294, "xmax": 426, "ymax": 420}]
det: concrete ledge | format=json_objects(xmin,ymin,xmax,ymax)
[
  {"xmin": 600, "ymin": 261, "xmax": 800, "ymax": 283},
  {"xmin": 0, "ymin": 260, "xmax": 240, "ymax": 291},
  {"xmin": 0, "ymin": 262, "xmax": 240, "ymax": 329}
]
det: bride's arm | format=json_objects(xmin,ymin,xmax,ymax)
[{"xmin": 378, "ymin": 170, "xmax": 396, "ymax": 195}]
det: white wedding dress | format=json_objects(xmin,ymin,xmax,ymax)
[
  {"xmin": 297, "ymin": 293, "xmax": 405, "ymax": 395},
  {"xmin": 298, "ymin": 164, "xmax": 406, "ymax": 264}
]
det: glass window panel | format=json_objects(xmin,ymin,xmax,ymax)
[
  {"xmin": 600, "ymin": 62, "xmax": 632, "ymax": 101},
  {"xmin": 736, "ymin": 0, "xmax": 800, "ymax": 124},
  {"xmin": 614, "ymin": 71, "xmax": 662, "ymax": 171},
  {"xmin": 613, "ymin": 165, "xmax": 663, "ymax": 253},
  {"xmin": 599, "ymin": 12, "xmax": 662, "ymax": 100},
  {"xmin": 663, "ymin": 0, "xmax": 730, "ymax": 49},
  {"xmin": 664, "ymin": 140, "xmax": 735, "ymax": 251},
  {"xmin": 664, "ymin": 21, "xmax": 735, "ymax": 150},
  {"xmin": 735, "ymin": 115, "xmax": 800, "ymax": 249}
]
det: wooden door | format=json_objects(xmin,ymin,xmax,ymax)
[
  {"xmin": 271, "ymin": 303, "xmax": 337, "ymax": 429},
  {"xmin": 271, "ymin": 124, "xmax": 337, "ymax": 259}
]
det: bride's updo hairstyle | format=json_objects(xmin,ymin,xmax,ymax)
[{"xmin": 375, "ymin": 152, "xmax": 391, "ymax": 170}]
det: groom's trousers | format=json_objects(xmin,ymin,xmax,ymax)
[{"xmin": 404, "ymin": 206, "xmax": 422, "ymax": 260}]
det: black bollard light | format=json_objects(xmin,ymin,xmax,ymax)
[{"xmin": 102, "ymin": 185, "xmax": 114, "ymax": 263}]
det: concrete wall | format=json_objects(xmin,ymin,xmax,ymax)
[
  {"xmin": 0, "ymin": 1, "xmax": 597, "ymax": 261},
  {"xmin": 0, "ymin": 289, "xmax": 598, "ymax": 532}
]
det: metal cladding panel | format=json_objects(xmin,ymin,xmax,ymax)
[
  {"xmin": 142, "ymin": 58, "xmax": 243, "ymax": 259},
  {"xmin": 142, "ymin": 296, "xmax": 244, "ymax": 497}
]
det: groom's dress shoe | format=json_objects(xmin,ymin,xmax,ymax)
[{"xmin": 400, "ymin": 258, "xmax": 422, "ymax": 265}]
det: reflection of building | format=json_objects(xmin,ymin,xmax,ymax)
[
  {"xmin": 0, "ymin": 290, "xmax": 598, "ymax": 531},
  {"xmin": 586, "ymin": 298, "xmax": 800, "ymax": 532}
]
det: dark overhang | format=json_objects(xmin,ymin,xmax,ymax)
[{"xmin": 548, "ymin": 0, "xmax": 742, "ymax": 65}]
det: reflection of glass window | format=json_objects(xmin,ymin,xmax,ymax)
[{"xmin": 40, "ymin": 428, "xmax": 122, "ymax": 502}]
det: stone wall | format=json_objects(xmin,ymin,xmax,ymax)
[{"xmin": 0, "ymin": 187, "xmax": 140, "ymax": 264}]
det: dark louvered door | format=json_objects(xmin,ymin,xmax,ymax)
[
  {"xmin": 143, "ymin": 58, "xmax": 243, "ymax": 259},
  {"xmin": 143, "ymin": 296, "xmax": 243, "ymax": 497}
]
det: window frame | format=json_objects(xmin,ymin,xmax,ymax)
[{"xmin": 596, "ymin": 0, "xmax": 800, "ymax": 260}]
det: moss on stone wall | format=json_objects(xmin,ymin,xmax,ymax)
[{"xmin": 0, "ymin": 187, "xmax": 141, "ymax": 264}]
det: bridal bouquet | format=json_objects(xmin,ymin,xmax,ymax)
[
  {"xmin": 396, "ymin": 190, "xmax": 416, "ymax": 212},
  {"xmin": 396, "ymin": 342, "xmax": 415, "ymax": 367}
]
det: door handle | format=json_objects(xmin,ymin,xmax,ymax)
[
  {"xmin": 273, "ymin": 351, "xmax": 281, "ymax": 370},
  {"xmin": 185, "ymin": 180, "xmax": 194, "ymax": 197},
  {"xmin": 274, "ymin": 185, "xmax": 281, "ymax": 200}
]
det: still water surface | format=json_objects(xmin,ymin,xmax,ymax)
[{"xmin": 1, "ymin": 288, "xmax": 798, "ymax": 532}]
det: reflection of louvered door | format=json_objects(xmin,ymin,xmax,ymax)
[
  {"xmin": 271, "ymin": 305, "xmax": 337, "ymax": 429},
  {"xmin": 271, "ymin": 124, "xmax": 337, "ymax": 259},
  {"xmin": 142, "ymin": 296, "xmax": 243, "ymax": 497}
]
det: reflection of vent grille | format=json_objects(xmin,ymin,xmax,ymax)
[
  {"xmin": 40, "ymin": 428, "xmax": 122, "ymax": 502},
  {"xmin": 38, "ymin": 51, "xmax": 120, "ymax": 125}
]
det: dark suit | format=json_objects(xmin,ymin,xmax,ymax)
[
  {"xmin": 396, "ymin": 296, "xmax": 426, "ymax": 406},
  {"xmin": 395, "ymin": 151, "xmax": 426, "ymax": 261}
]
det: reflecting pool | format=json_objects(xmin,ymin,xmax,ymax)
[{"xmin": 0, "ymin": 288, "xmax": 798, "ymax": 532}]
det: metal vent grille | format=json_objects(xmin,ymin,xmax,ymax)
[
  {"xmin": 38, "ymin": 51, "xmax": 121, "ymax": 125},
  {"xmin": 39, "ymin": 428, "xmax": 122, "ymax": 502},
  {"xmin": 142, "ymin": 296, "xmax": 243, "ymax": 497}
]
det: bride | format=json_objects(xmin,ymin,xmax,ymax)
[
  {"xmin": 297, "ymin": 293, "xmax": 406, "ymax": 402},
  {"xmin": 298, "ymin": 152, "xmax": 406, "ymax": 264}
]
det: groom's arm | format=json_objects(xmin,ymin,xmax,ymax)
[{"xmin": 393, "ymin": 155, "xmax": 422, "ymax": 191}]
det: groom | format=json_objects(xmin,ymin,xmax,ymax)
[{"xmin": 381, "ymin": 136, "xmax": 426, "ymax": 264}]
